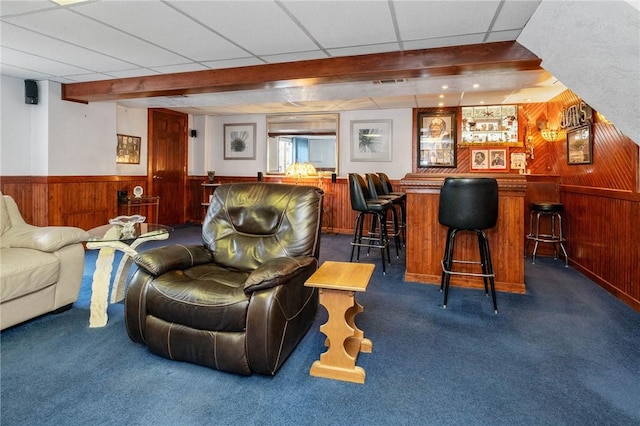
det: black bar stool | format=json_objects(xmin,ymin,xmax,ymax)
[
  {"xmin": 525, "ymin": 202, "xmax": 568, "ymax": 267},
  {"xmin": 377, "ymin": 173, "xmax": 407, "ymax": 247},
  {"xmin": 366, "ymin": 173, "xmax": 402, "ymax": 257},
  {"xmin": 439, "ymin": 177, "xmax": 499, "ymax": 314},
  {"xmin": 348, "ymin": 173, "xmax": 392, "ymax": 275}
]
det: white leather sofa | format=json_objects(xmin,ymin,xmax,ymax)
[{"xmin": 0, "ymin": 193, "xmax": 88, "ymax": 330}]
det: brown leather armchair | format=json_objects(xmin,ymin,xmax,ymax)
[{"xmin": 125, "ymin": 183, "xmax": 323, "ymax": 375}]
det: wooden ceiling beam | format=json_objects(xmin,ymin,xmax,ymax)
[{"xmin": 62, "ymin": 41, "xmax": 541, "ymax": 103}]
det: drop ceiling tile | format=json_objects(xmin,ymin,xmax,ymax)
[
  {"xmin": 0, "ymin": 47, "xmax": 92, "ymax": 78},
  {"xmin": 486, "ymin": 29, "xmax": 523, "ymax": 43},
  {"xmin": 0, "ymin": 0, "xmax": 54, "ymax": 17},
  {"xmin": 4, "ymin": 8, "xmax": 187, "ymax": 67},
  {"xmin": 201, "ymin": 57, "xmax": 265, "ymax": 70},
  {"xmin": 168, "ymin": 0, "xmax": 318, "ymax": 56},
  {"xmin": 402, "ymin": 34, "xmax": 485, "ymax": 51},
  {"xmin": 327, "ymin": 43, "xmax": 401, "ymax": 58},
  {"xmin": 395, "ymin": 1, "xmax": 500, "ymax": 40},
  {"xmin": 107, "ymin": 68, "xmax": 160, "ymax": 79},
  {"xmin": 0, "ymin": 63, "xmax": 52, "ymax": 81},
  {"xmin": 492, "ymin": 0, "xmax": 541, "ymax": 31},
  {"xmin": 150, "ymin": 63, "xmax": 210, "ymax": 74},
  {"xmin": 64, "ymin": 73, "xmax": 122, "ymax": 82},
  {"xmin": 1, "ymin": 23, "xmax": 134, "ymax": 73},
  {"xmin": 74, "ymin": 1, "xmax": 249, "ymax": 61},
  {"xmin": 260, "ymin": 50, "xmax": 328, "ymax": 64},
  {"xmin": 281, "ymin": 1, "xmax": 397, "ymax": 48}
]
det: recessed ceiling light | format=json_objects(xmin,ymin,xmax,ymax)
[
  {"xmin": 439, "ymin": 94, "xmax": 444, "ymax": 99},
  {"xmin": 472, "ymin": 83, "xmax": 480, "ymax": 89},
  {"xmin": 441, "ymin": 85, "xmax": 449, "ymax": 90},
  {"xmin": 438, "ymin": 102, "xmax": 444, "ymax": 106},
  {"xmin": 479, "ymin": 101, "xmax": 485, "ymax": 104}
]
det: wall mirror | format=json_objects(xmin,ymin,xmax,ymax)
[{"xmin": 266, "ymin": 113, "xmax": 339, "ymax": 175}]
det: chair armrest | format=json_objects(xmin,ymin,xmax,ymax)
[
  {"xmin": 6, "ymin": 225, "xmax": 88, "ymax": 252},
  {"xmin": 133, "ymin": 244, "xmax": 213, "ymax": 276},
  {"xmin": 243, "ymin": 256, "xmax": 317, "ymax": 293}
]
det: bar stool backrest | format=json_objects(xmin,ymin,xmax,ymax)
[
  {"xmin": 438, "ymin": 178, "xmax": 498, "ymax": 230},
  {"xmin": 377, "ymin": 173, "xmax": 394, "ymax": 195},
  {"xmin": 348, "ymin": 173, "xmax": 370, "ymax": 211},
  {"xmin": 365, "ymin": 173, "xmax": 386, "ymax": 199}
]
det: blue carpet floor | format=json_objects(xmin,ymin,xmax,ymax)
[{"xmin": 1, "ymin": 226, "xmax": 639, "ymax": 425}]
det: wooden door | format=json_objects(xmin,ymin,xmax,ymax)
[{"xmin": 148, "ymin": 108, "xmax": 187, "ymax": 225}]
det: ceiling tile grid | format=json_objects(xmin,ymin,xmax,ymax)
[{"xmin": 0, "ymin": 0, "xmax": 565, "ymax": 114}]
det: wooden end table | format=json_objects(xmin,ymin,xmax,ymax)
[{"xmin": 304, "ymin": 261, "xmax": 375, "ymax": 384}]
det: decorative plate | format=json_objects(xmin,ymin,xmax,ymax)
[{"xmin": 133, "ymin": 185, "xmax": 144, "ymax": 198}]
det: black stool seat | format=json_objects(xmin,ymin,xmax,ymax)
[
  {"xmin": 530, "ymin": 202, "xmax": 563, "ymax": 213},
  {"xmin": 525, "ymin": 201, "xmax": 568, "ymax": 267}
]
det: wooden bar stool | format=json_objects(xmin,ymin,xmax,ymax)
[{"xmin": 525, "ymin": 202, "xmax": 568, "ymax": 267}]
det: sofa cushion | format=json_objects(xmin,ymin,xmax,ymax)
[
  {"xmin": 0, "ymin": 194, "xmax": 10, "ymax": 237},
  {"xmin": 0, "ymin": 248, "xmax": 59, "ymax": 303},
  {"xmin": 8, "ymin": 227, "xmax": 88, "ymax": 252}
]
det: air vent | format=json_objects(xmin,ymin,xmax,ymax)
[{"xmin": 373, "ymin": 79, "xmax": 407, "ymax": 85}]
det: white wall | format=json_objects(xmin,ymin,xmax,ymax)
[
  {"xmin": 47, "ymin": 82, "xmax": 117, "ymax": 175},
  {"xmin": 1, "ymin": 76, "xmax": 152, "ymax": 176},
  {"xmin": 1, "ymin": 75, "xmax": 45, "ymax": 175},
  {"xmin": 2, "ymin": 75, "xmax": 414, "ymax": 179},
  {"xmin": 199, "ymin": 109, "xmax": 413, "ymax": 180}
]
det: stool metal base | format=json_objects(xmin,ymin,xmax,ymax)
[{"xmin": 525, "ymin": 205, "xmax": 568, "ymax": 267}]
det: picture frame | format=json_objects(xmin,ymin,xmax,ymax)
[
  {"xmin": 567, "ymin": 125, "xmax": 592, "ymax": 165},
  {"xmin": 489, "ymin": 148, "xmax": 508, "ymax": 170},
  {"xmin": 417, "ymin": 111, "xmax": 456, "ymax": 168},
  {"xmin": 224, "ymin": 123, "xmax": 256, "ymax": 160},
  {"xmin": 116, "ymin": 134, "xmax": 141, "ymax": 164},
  {"xmin": 350, "ymin": 119, "xmax": 392, "ymax": 162},
  {"xmin": 470, "ymin": 149, "xmax": 489, "ymax": 171}
]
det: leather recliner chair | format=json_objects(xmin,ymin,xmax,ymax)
[{"xmin": 125, "ymin": 183, "xmax": 323, "ymax": 375}]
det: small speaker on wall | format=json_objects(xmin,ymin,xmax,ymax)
[
  {"xmin": 190, "ymin": 129, "xmax": 197, "ymax": 138},
  {"xmin": 331, "ymin": 173, "xmax": 337, "ymax": 183},
  {"xmin": 25, "ymin": 80, "xmax": 38, "ymax": 105},
  {"xmin": 257, "ymin": 171, "xmax": 263, "ymax": 181}
]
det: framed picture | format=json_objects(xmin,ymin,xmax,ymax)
[
  {"xmin": 567, "ymin": 125, "xmax": 592, "ymax": 165},
  {"xmin": 350, "ymin": 119, "xmax": 392, "ymax": 161},
  {"xmin": 510, "ymin": 152, "xmax": 527, "ymax": 171},
  {"xmin": 224, "ymin": 123, "xmax": 256, "ymax": 160},
  {"xmin": 470, "ymin": 149, "xmax": 489, "ymax": 171},
  {"xmin": 489, "ymin": 148, "xmax": 508, "ymax": 170},
  {"xmin": 417, "ymin": 111, "xmax": 456, "ymax": 168},
  {"xmin": 116, "ymin": 134, "xmax": 141, "ymax": 164}
]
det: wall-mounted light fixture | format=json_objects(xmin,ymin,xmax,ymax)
[{"xmin": 537, "ymin": 118, "xmax": 561, "ymax": 142}]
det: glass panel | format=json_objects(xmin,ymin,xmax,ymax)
[{"xmin": 266, "ymin": 114, "xmax": 339, "ymax": 175}]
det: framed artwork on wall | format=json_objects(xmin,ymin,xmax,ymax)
[
  {"xmin": 567, "ymin": 125, "xmax": 592, "ymax": 165},
  {"xmin": 350, "ymin": 119, "xmax": 392, "ymax": 162},
  {"xmin": 224, "ymin": 123, "xmax": 256, "ymax": 160},
  {"xmin": 116, "ymin": 134, "xmax": 141, "ymax": 164},
  {"xmin": 417, "ymin": 111, "xmax": 456, "ymax": 168},
  {"xmin": 489, "ymin": 148, "xmax": 508, "ymax": 170},
  {"xmin": 470, "ymin": 149, "xmax": 489, "ymax": 171}
]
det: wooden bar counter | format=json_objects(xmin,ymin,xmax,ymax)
[{"xmin": 400, "ymin": 173, "xmax": 527, "ymax": 294}]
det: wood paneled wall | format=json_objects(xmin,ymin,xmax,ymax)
[
  {"xmin": 539, "ymin": 91, "xmax": 640, "ymax": 311},
  {"xmin": 1, "ymin": 176, "xmax": 148, "ymax": 229}
]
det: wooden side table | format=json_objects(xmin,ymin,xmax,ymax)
[{"xmin": 304, "ymin": 261, "xmax": 375, "ymax": 384}]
